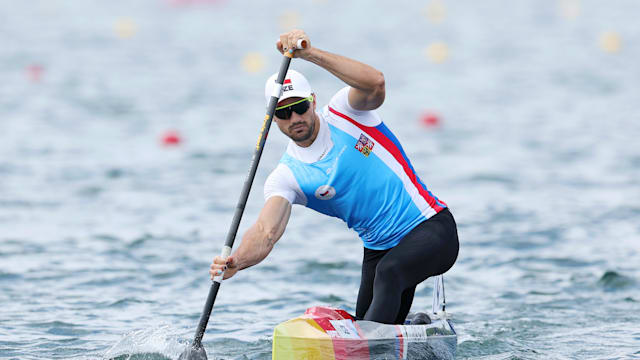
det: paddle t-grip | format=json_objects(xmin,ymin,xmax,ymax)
[
  {"xmin": 279, "ymin": 38, "xmax": 308, "ymax": 55},
  {"xmin": 295, "ymin": 39, "xmax": 308, "ymax": 50},
  {"xmin": 284, "ymin": 39, "xmax": 307, "ymax": 58}
]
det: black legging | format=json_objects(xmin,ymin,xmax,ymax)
[{"xmin": 355, "ymin": 208, "xmax": 459, "ymax": 324}]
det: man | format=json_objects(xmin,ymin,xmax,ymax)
[{"xmin": 210, "ymin": 30, "xmax": 459, "ymax": 324}]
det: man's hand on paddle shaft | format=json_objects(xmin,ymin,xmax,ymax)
[
  {"xmin": 276, "ymin": 29, "xmax": 311, "ymax": 58},
  {"xmin": 210, "ymin": 255, "xmax": 238, "ymax": 280},
  {"xmin": 209, "ymin": 197, "xmax": 292, "ymax": 281}
]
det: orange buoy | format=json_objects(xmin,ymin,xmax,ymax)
[
  {"xmin": 599, "ymin": 31, "xmax": 622, "ymax": 53},
  {"xmin": 424, "ymin": 42, "xmax": 449, "ymax": 64},
  {"xmin": 242, "ymin": 52, "xmax": 266, "ymax": 74}
]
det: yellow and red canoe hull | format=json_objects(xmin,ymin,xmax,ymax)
[{"xmin": 272, "ymin": 307, "xmax": 456, "ymax": 360}]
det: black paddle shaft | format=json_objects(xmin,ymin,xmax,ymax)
[{"xmin": 189, "ymin": 54, "xmax": 294, "ymax": 350}]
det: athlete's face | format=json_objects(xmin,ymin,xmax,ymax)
[{"xmin": 274, "ymin": 94, "xmax": 318, "ymax": 145}]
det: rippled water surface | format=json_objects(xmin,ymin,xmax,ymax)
[{"xmin": 1, "ymin": 0, "xmax": 639, "ymax": 359}]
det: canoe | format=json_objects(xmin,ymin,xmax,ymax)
[{"xmin": 272, "ymin": 276, "xmax": 456, "ymax": 360}]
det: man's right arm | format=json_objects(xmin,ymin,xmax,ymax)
[
  {"xmin": 210, "ymin": 196, "xmax": 292, "ymax": 280},
  {"xmin": 277, "ymin": 29, "xmax": 385, "ymax": 111}
]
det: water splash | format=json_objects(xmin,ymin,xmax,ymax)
[{"xmin": 103, "ymin": 325, "xmax": 186, "ymax": 360}]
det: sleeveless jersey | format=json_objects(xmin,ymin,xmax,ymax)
[{"xmin": 264, "ymin": 87, "xmax": 447, "ymax": 250}]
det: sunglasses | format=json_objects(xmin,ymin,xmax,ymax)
[{"xmin": 274, "ymin": 96, "xmax": 313, "ymax": 120}]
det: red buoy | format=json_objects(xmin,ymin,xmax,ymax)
[
  {"xmin": 161, "ymin": 130, "xmax": 182, "ymax": 146},
  {"xmin": 27, "ymin": 65, "xmax": 44, "ymax": 82},
  {"xmin": 420, "ymin": 112, "xmax": 441, "ymax": 127}
]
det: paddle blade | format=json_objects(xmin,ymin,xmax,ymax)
[{"xmin": 178, "ymin": 344, "xmax": 207, "ymax": 360}]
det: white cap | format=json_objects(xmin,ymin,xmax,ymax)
[{"xmin": 264, "ymin": 69, "xmax": 312, "ymax": 104}]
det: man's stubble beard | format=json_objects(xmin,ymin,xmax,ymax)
[{"xmin": 288, "ymin": 117, "xmax": 315, "ymax": 142}]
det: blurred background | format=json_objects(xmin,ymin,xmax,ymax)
[{"xmin": 1, "ymin": 0, "xmax": 639, "ymax": 359}]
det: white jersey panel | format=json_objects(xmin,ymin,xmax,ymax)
[
  {"xmin": 264, "ymin": 163, "xmax": 307, "ymax": 205},
  {"xmin": 329, "ymin": 87, "xmax": 382, "ymax": 127},
  {"xmin": 285, "ymin": 113, "xmax": 333, "ymax": 163}
]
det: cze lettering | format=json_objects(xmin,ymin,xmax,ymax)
[{"xmin": 282, "ymin": 85, "xmax": 294, "ymax": 92}]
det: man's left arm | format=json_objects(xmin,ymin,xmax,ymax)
[{"xmin": 277, "ymin": 30, "xmax": 385, "ymax": 111}]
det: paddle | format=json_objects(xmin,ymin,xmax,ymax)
[{"xmin": 178, "ymin": 39, "xmax": 307, "ymax": 360}]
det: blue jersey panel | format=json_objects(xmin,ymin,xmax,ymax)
[{"xmin": 281, "ymin": 123, "xmax": 427, "ymax": 249}]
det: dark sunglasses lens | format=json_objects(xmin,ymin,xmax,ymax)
[
  {"xmin": 275, "ymin": 99, "xmax": 309, "ymax": 119},
  {"xmin": 275, "ymin": 107, "xmax": 292, "ymax": 119},
  {"xmin": 291, "ymin": 100, "xmax": 310, "ymax": 115}
]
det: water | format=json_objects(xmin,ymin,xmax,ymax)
[{"xmin": 1, "ymin": 0, "xmax": 639, "ymax": 359}]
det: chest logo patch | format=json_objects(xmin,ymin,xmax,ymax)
[
  {"xmin": 314, "ymin": 185, "xmax": 336, "ymax": 200},
  {"xmin": 355, "ymin": 134, "xmax": 375, "ymax": 157}
]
